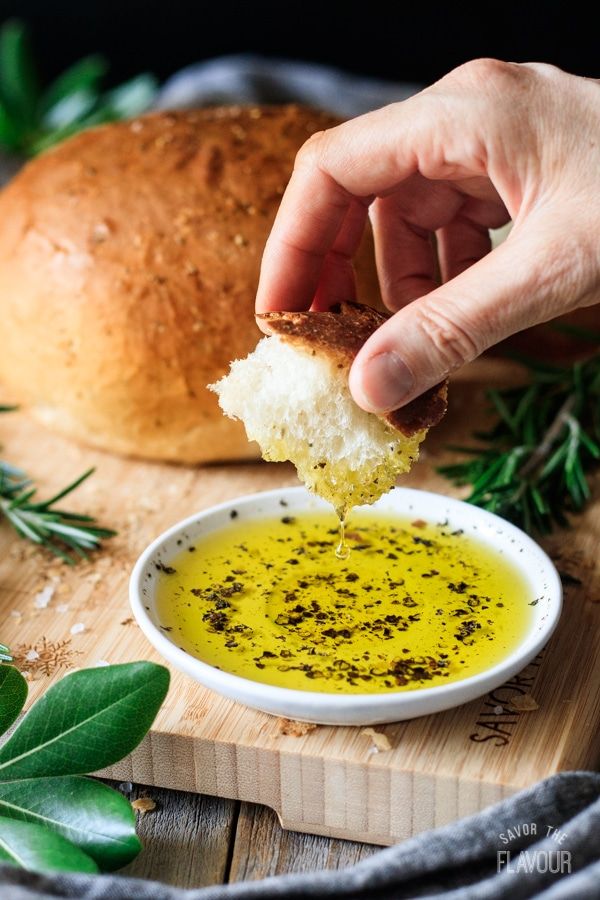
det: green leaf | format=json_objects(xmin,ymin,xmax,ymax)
[
  {"xmin": 39, "ymin": 54, "xmax": 107, "ymax": 116},
  {"xmin": 103, "ymin": 73, "xmax": 158, "ymax": 118},
  {"xmin": 0, "ymin": 776, "xmax": 140, "ymax": 870},
  {"xmin": 0, "ymin": 20, "xmax": 39, "ymax": 129},
  {"xmin": 0, "ymin": 662, "xmax": 169, "ymax": 779},
  {"xmin": 42, "ymin": 87, "xmax": 98, "ymax": 131},
  {"xmin": 0, "ymin": 99, "xmax": 21, "ymax": 150},
  {"xmin": 27, "ymin": 107, "xmax": 115, "ymax": 156},
  {"xmin": 0, "ymin": 666, "xmax": 27, "ymax": 736},
  {"xmin": 0, "ymin": 816, "xmax": 98, "ymax": 873}
]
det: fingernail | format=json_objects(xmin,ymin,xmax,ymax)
[{"xmin": 355, "ymin": 352, "xmax": 415, "ymax": 412}]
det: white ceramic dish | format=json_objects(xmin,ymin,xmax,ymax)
[{"xmin": 130, "ymin": 487, "xmax": 562, "ymax": 725}]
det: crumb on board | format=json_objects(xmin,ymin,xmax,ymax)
[
  {"xmin": 411, "ymin": 519, "xmax": 427, "ymax": 529},
  {"xmin": 131, "ymin": 797, "xmax": 156, "ymax": 815},
  {"xmin": 277, "ymin": 717, "xmax": 318, "ymax": 737},
  {"xmin": 507, "ymin": 694, "xmax": 539, "ymax": 712},
  {"xmin": 361, "ymin": 727, "xmax": 392, "ymax": 752}
]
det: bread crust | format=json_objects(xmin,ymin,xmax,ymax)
[
  {"xmin": 257, "ymin": 301, "xmax": 448, "ymax": 436},
  {"xmin": 0, "ymin": 106, "xmax": 381, "ymax": 462}
]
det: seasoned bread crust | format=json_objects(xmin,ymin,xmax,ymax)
[
  {"xmin": 257, "ymin": 301, "xmax": 448, "ymax": 436},
  {"xmin": 0, "ymin": 106, "xmax": 381, "ymax": 463}
]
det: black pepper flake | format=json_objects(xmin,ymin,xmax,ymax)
[
  {"xmin": 281, "ymin": 516, "xmax": 296, "ymax": 525},
  {"xmin": 202, "ymin": 611, "xmax": 228, "ymax": 631},
  {"xmin": 448, "ymin": 581, "xmax": 469, "ymax": 594},
  {"xmin": 455, "ymin": 620, "xmax": 481, "ymax": 641}
]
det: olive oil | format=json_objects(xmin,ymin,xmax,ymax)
[{"xmin": 155, "ymin": 511, "xmax": 533, "ymax": 694}]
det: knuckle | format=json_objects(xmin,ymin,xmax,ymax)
[
  {"xmin": 458, "ymin": 57, "xmax": 521, "ymax": 83},
  {"xmin": 443, "ymin": 58, "xmax": 530, "ymax": 99},
  {"xmin": 294, "ymin": 130, "xmax": 328, "ymax": 169},
  {"xmin": 414, "ymin": 301, "xmax": 481, "ymax": 371}
]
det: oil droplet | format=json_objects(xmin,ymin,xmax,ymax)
[{"xmin": 335, "ymin": 513, "xmax": 350, "ymax": 560}]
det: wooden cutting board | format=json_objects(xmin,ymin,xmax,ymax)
[{"xmin": 1, "ymin": 358, "xmax": 599, "ymax": 846}]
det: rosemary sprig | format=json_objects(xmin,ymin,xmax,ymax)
[
  {"xmin": 438, "ymin": 344, "xmax": 600, "ymax": 534},
  {"xmin": 0, "ymin": 405, "xmax": 115, "ymax": 658},
  {"xmin": 0, "ymin": 19, "xmax": 157, "ymax": 157},
  {"xmin": 0, "ymin": 463, "xmax": 115, "ymax": 564}
]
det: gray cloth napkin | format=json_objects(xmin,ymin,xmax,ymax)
[
  {"xmin": 156, "ymin": 53, "xmax": 420, "ymax": 117},
  {"xmin": 1, "ymin": 772, "xmax": 599, "ymax": 899},
  {"xmin": 1, "ymin": 57, "xmax": 597, "ymax": 899}
]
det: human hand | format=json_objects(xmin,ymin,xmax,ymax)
[{"xmin": 255, "ymin": 59, "xmax": 600, "ymax": 413}]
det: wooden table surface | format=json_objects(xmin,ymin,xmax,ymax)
[{"xmin": 110, "ymin": 781, "xmax": 380, "ymax": 887}]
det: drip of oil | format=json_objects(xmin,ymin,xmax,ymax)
[
  {"xmin": 335, "ymin": 510, "xmax": 350, "ymax": 560},
  {"xmin": 154, "ymin": 511, "xmax": 533, "ymax": 695}
]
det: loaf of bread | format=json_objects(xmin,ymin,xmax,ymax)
[
  {"xmin": 0, "ymin": 106, "xmax": 381, "ymax": 462},
  {"xmin": 211, "ymin": 301, "xmax": 447, "ymax": 515}
]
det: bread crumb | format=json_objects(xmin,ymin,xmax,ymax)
[
  {"xmin": 277, "ymin": 717, "xmax": 317, "ymax": 736},
  {"xmin": 508, "ymin": 694, "xmax": 539, "ymax": 712},
  {"xmin": 411, "ymin": 519, "xmax": 427, "ymax": 529},
  {"xmin": 131, "ymin": 797, "xmax": 156, "ymax": 815},
  {"xmin": 361, "ymin": 727, "xmax": 392, "ymax": 752}
]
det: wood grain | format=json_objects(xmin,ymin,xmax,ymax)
[
  {"xmin": 1, "ymin": 358, "xmax": 599, "ymax": 846},
  {"xmin": 229, "ymin": 802, "xmax": 379, "ymax": 882},
  {"xmin": 115, "ymin": 782, "xmax": 238, "ymax": 887}
]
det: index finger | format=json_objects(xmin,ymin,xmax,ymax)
[
  {"xmin": 255, "ymin": 101, "xmax": 427, "ymax": 314},
  {"xmin": 255, "ymin": 87, "xmax": 491, "ymax": 315},
  {"xmin": 255, "ymin": 145, "xmax": 365, "ymax": 314}
]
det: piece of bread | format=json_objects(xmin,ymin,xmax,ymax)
[
  {"xmin": 211, "ymin": 301, "xmax": 447, "ymax": 514},
  {"xmin": 0, "ymin": 106, "xmax": 381, "ymax": 463}
]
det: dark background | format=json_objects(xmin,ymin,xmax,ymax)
[{"xmin": 0, "ymin": 1, "xmax": 597, "ymax": 89}]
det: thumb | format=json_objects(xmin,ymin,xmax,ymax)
[{"xmin": 348, "ymin": 224, "xmax": 588, "ymax": 413}]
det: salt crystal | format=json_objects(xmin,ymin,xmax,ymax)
[
  {"xmin": 119, "ymin": 782, "xmax": 133, "ymax": 794},
  {"xmin": 25, "ymin": 649, "xmax": 39, "ymax": 661},
  {"xmin": 10, "ymin": 610, "xmax": 22, "ymax": 618},
  {"xmin": 56, "ymin": 604, "xmax": 69, "ymax": 613},
  {"xmin": 93, "ymin": 660, "xmax": 110, "ymax": 667},
  {"xmin": 33, "ymin": 585, "xmax": 55, "ymax": 608},
  {"xmin": 70, "ymin": 622, "xmax": 85, "ymax": 635},
  {"xmin": 494, "ymin": 705, "xmax": 504, "ymax": 715}
]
